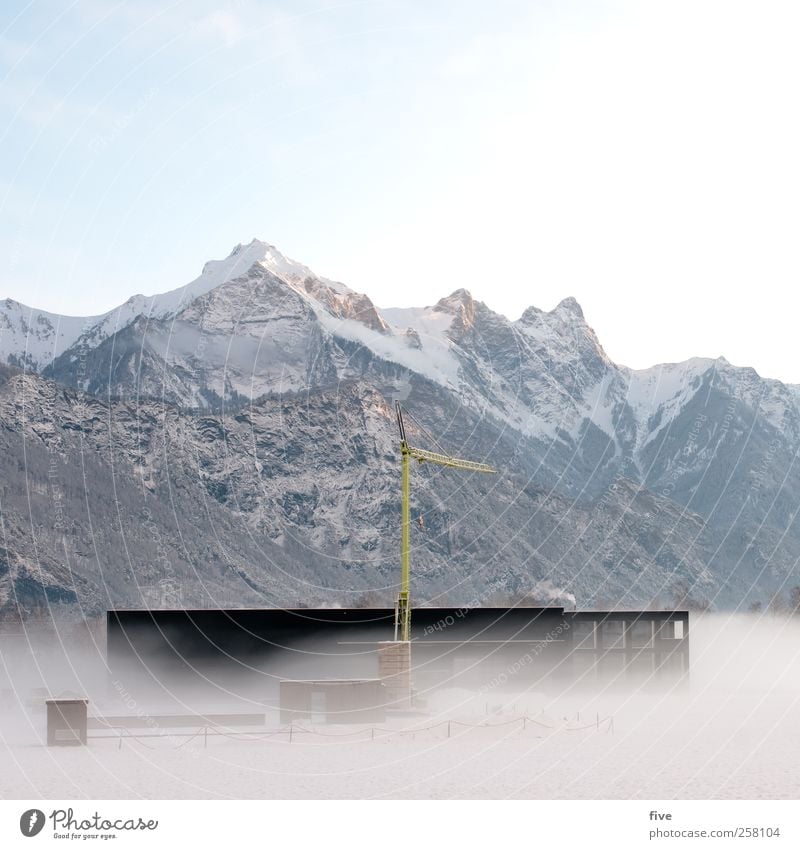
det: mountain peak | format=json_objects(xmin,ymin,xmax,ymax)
[
  {"xmin": 435, "ymin": 288, "xmax": 474, "ymax": 313},
  {"xmin": 518, "ymin": 296, "xmax": 586, "ymax": 326},
  {"xmin": 552, "ymin": 296, "xmax": 585, "ymax": 321},
  {"xmin": 518, "ymin": 305, "xmax": 543, "ymax": 323},
  {"xmin": 434, "ymin": 289, "xmax": 476, "ymax": 335},
  {"xmin": 206, "ymin": 238, "xmax": 317, "ymax": 285}
]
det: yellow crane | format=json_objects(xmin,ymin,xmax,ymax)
[{"xmin": 394, "ymin": 401, "xmax": 496, "ymax": 641}]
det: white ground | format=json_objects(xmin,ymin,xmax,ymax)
[{"xmin": 2, "ymin": 614, "xmax": 799, "ymax": 799}]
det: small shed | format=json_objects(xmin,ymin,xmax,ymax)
[
  {"xmin": 46, "ymin": 698, "xmax": 89, "ymax": 746},
  {"xmin": 279, "ymin": 679, "xmax": 386, "ymax": 724}
]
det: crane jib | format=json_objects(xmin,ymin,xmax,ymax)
[{"xmin": 407, "ymin": 447, "xmax": 496, "ymax": 473}]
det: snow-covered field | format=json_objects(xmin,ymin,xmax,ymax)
[{"xmin": 2, "ymin": 614, "xmax": 799, "ymax": 800}]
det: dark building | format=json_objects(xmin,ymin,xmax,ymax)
[{"xmin": 107, "ymin": 607, "xmax": 689, "ymax": 704}]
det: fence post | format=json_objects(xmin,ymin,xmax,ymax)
[
  {"xmin": 447, "ymin": 721, "xmax": 451, "ymax": 738},
  {"xmin": 596, "ymin": 712, "xmax": 599, "ymax": 731},
  {"xmin": 204, "ymin": 726, "xmax": 208, "ymax": 749},
  {"xmin": 289, "ymin": 725, "xmax": 293, "ymax": 744}
]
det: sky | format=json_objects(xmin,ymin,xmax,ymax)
[{"xmin": 1, "ymin": 0, "xmax": 799, "ymax": 381}]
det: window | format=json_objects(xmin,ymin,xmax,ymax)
[
  {"xmin": 656, "ymin": 619, "xmax": 683, "ymax": 640},
  {"xmin": 630, "ymin": 619, "xmax": 653, "ymax": 648},
  {"xmin": 601, "ymin": 620, "xmax": 625, "ymax": 649}
]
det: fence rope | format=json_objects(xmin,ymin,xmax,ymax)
[{"xmin": 91, "ymin": 712, "xmax": 614, "ymax": 748}]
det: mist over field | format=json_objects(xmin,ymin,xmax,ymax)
[{"xmin": 2, "ymin": 613, "xmax": 799, "ymax": 799}]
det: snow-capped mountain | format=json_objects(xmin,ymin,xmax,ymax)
[{"xmin": 2, "ymin": 238, "xmax": 800, "ymax": 617}]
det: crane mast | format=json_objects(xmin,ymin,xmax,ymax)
[{"xmin": 394, "ymin": 402, "xmax": 495, "ymax": 641}]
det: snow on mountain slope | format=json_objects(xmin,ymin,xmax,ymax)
[
  {"xmin": 624, "ymin": 358, "xmax": 717, "ymax": 449},
  {"xmin": 168, "ymin": 238, "xmax": 350, "ymax": 311},
  {"xmin": 0, "ymin": 239, "xmax": 650, "ymax": 442},
  {"xmin": 623, "ymin": 356, "xmax": 800, "ymax": 453},
  {"xmin": 9, "ymin": 236, "xmax": 800, "ymax": 476},
  {"xmin": 55, "ymin": 242, "xmax": 332, "ymax": 358},
  {"xmin": 116, "ymin": 238, "xmax": 335, "ymax": 320},
  {"xmin": 0, "ymin": 300, "xmax": 102, "ymax": 372},
  {"xmin": 0, "ymin": 243, "xmax": 274, "ymax": 373},
  {"xmin": 1, "ymin": 240, "xmax": 359, "ymax": 376},
  {"xmin": 36, "ymin": 242, "xmax": 471, "ymax": 406},
  {"xmin": 381, "ymin": 305, "xmax": 455, "ymax": 338},
  {"xmin": 383, "ymin": 293, "xmax": 604, "ymax": 439},
  {"xmin": 360, "ymin": 301, "xmax": 462, "ymax": 388}
]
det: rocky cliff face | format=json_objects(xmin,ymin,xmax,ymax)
[
  {"xmin": 2, "ymin": 239, "xmax": 799, "ymax": 616},
  {"xmin": 0, "ymin": 366, "xmax": 722, "ymax": 618}
]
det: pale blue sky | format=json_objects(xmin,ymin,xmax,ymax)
[{"xmin": 2, "ymin": 1, "xmax": 800, "ymax": 381}]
